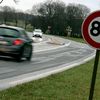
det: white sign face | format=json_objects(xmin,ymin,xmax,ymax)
[
  {"xmin": 88, "ymin": 17, "xmax": 100, "ymax": 43},
  {"xmin": 82, "ymin": 11, "xmax": 100, "ymax": 49}
]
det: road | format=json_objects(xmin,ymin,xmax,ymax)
[{"xmin": 0, "ymin": 35, "xmax": 95, "ymax": 90}]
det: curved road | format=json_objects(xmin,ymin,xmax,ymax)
[{"xmin": 0, "ymin": 35, "xmax": 95, "ymax": 90}]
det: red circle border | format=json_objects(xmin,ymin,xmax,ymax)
[{"xmin": 82, "ymin": 10, "xmax": 100, "ymax": 49}]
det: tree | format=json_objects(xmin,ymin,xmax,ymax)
[
  {"xmin": 0, "ymin": 0, "xmax": 18, "ymax": 4},
  {"xmin": 24, "ymin": 13, "xmax": 31, "ymax": 29},
  {"xmin": 31, "ymin": 4, "xmax": 41, "ymax": 15},
  {"xmin": 2, "ymin": 6, "xmax": 13, "ymax": 24},
  {"xmin": 65, "ymin": 3, "xmax": 90, "ymax": 37},
  {"xmin": 38, "ymin": 0, "xmax": 67, "ymax": 35},
  {"xmin": 0, "ymin": 0, "xmax": 19, "ymax": 24}
]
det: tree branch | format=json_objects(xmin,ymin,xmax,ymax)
[
  {"xmin": 14, "ymin": 0, "xmax": 19, "ymax": 4},
  {"xmin": 0, "ymin": 0, "xmax": 18, "ymax": 4},
  {"xmin": 0, "ymin": 0, "xmax": 3, "ymax": 4}
]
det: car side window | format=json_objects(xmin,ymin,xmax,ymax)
[{"xmin": 0, "ymin": 28, "xmax": 19, "ymax": 38}]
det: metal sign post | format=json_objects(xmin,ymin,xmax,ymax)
[{"xmin": 89, "ymin": 50, "xmax": 100, "ymax": 100}]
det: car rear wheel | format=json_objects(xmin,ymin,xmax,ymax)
[
  {"xmin": 15, "ymin": 49, "xmax": 24, "ymax": 62},
  {"xmin": 16, "ymin": 45, "xmax": 33, "ymax": 62},
  {"xmin": 26, "ymin": 46, "xmax": 33, "ymax": 61}
]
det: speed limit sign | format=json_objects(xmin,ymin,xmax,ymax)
[
  {"xmin": 82, "ymin": 11, "xmax": 100, "ymax": 100},
  {"xmin": 82, "ymin": 10, "xmax": 100, "ymax": 49}
]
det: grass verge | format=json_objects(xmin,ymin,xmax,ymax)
[{"xmin": 0, "ymin": 37, "xmax": 100, "ymax": 100}]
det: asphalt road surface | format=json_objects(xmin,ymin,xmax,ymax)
[{"xmin": 0, "ymin": 35, "xmax": 95, "ymax": 90}]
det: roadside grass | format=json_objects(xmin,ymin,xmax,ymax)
[{"xmin": 0, "ymin": 37, "xmax": 100, "ymax": 100}]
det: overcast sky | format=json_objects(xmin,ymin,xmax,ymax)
[{"xmin": 0, "ymin": 0, "xmax": 100, "ymax": 12}]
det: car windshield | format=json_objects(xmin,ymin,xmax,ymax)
[
  {"xmin": 34, "ymin": 29, "xmax": 41, "ymax": 32},
  {"xmin": 0, "ymin": 28, "xmax": 20, "ymax": 38}
]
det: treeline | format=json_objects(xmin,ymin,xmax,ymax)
[
  {"xmin": 0, "ymin": 0, "xmax": 90, "ymax": 37},
  {"xmin": 0, "ymin": 6, "xmax": 33, "ymax": 30}
]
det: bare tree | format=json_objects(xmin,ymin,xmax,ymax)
[
  {"xmin": 0, "ymin": 0, "xmax": 3, "ymax": 4},
  {"xmin": 37, "ymin": 0, "xmax": 66, "ymax": 35},
  {"xmin": 2, "ymin": 6, "xmax": 12, "ymax": 24},
  {"xmin": 66, "ymin": 3, "xmax": 90, "ymax": 37},
  {"xmin": 13, "ymin": 0, "xmax": 18, "ymax": 3},
  {"xmin": 0, "ymin": 0, "xmax": 18, "ymax": 4}
]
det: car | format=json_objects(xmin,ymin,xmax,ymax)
[
  {"xmin": 32, "ymin": 29, "xmax": 43, "ymax": 42},
  {"xmin": 33, "ymin": 29, "xmax": 43, "ymax": 38},
  {"xmin": 0, "ymin": 25, "xmax": 33, "ymax": 62}
]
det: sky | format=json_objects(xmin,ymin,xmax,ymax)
[{"xmin": 0, "ymin": 0, "xmax": 100, "ymax": 12}]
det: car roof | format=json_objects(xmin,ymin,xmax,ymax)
[
  {"xmin": 0, "ymin": 24, "xmax": 24, "ymax": 31},
  {"xmin": 34, "ymin": 29, "xmax": 42, "ymax": 31}
]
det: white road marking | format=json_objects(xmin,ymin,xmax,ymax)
[{"xmin": 34, "ymin": 41, "xmax": 71, "ymax": 53}]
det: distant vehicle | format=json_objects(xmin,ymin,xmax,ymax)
[
  {"xmin": 33, "ymin": 29, "xmax": 43, "ymax": 38},
  {"xmin": 0, "ymin": 25, "xmax": 33, "ymax": 61},
  {"xmin": 32, "ymin": 29, "xmax": 43, "ymax": 42}
]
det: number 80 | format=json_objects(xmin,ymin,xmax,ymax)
[{"xmin": 90, "ymin": 21, "xmax": 100, "ymax": 36}]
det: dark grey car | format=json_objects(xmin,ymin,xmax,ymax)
[{"xmin": 0, "ymin": 25, "xmax": 33, "ymax": 61}]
